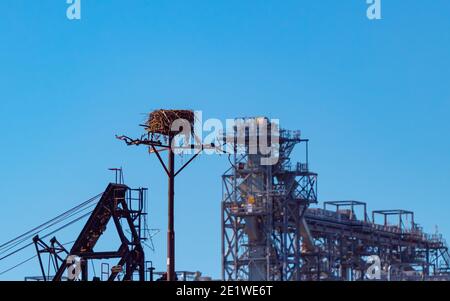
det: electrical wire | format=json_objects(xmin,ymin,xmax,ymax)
[
  {"xmin": 0, "ymin": 202, "xmax": 96, "ymax": 258},
  {"xmin": 0, "ymin": 240, "xmax": 76, "ymax": 276},
  {"xmin": 0, "ymin": 210, "xmax": 93, "ymax": 262},
  {"xmin": 0, "ymin": 193, "xmax": 101, "ymax": 252},
  {"xmin": 0, "ymin": 194, "xmax": 101, "ymax": 263},
  {"xmin": 0, "ymin": 200, "xmax": 99, "ymax": 258},
  {"xmin": 0, "ymin": 254, "xmax": 36, "ymax": 276},
  {"xmin": 0, "ymin": 188, "xmax": 150, "ymax": 279}
]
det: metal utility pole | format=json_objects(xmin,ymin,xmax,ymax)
[
  {"xmin": 167, "ymin": 135, "xmax": 175, "ymax": 281},
  {"xmin": 117, "ymin": 132, "xmax": 205, "ymax": 281},
  {"xmin": 117, "ymin": 109, "xmax": 224, "ymax": 281}
]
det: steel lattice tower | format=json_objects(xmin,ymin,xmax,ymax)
[
  {"xmin": 221, "ymin": 118, "xmax": 450, "ymax": 281},
  {"xmin": 221, "ymin": 118, "xmax": 318, "ymax": 281}
]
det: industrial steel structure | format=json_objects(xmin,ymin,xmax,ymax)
[
  {"xmin": 222, "ymin": 117, "xmax": 450, "ymax": 281},
  {"xmin": 222, "ymin": 118, "xmax": 318, "ymax": 281},
  {"xmin": 1, "ymin": 115, "xmax": 449, "ymax": 282},
  {"xmin": 303, "ymin": 202, "xmax": 450, "ymax": 281},
  {"xmin": 33, "ymin": 183, "xmax": 149, "ymax": 281}
]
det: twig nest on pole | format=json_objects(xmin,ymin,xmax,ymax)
[{"xmin": 146, "ymin": 109, "xmax": 195, "ymax": 136}]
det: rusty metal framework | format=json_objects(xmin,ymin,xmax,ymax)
[{"xmin": 33, "ymin": 183, "xmax": 148, "ymax": 281}]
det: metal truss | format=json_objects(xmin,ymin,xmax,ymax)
[
  {"xmin": 221, "ymin": 120, "xmax": 449, "ymax": 281},
  {"xmin": 304, "ymin": 202, "xmax": 450, "ymax": 281},
  {"xmin": 33, "ymin": 183, "xmax": 148, "ymax": 281},
  {"xmin": 222, "ymin": 122, "xmax": 318, "ymax": 281}
]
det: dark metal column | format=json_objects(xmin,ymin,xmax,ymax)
[
  {"xmin": 118, "ymin": 122, "xmax": 204, "ymax": 282},
  {"xmin": 167, "ymin": 136, "xmax": 176, "ymax": 281}
]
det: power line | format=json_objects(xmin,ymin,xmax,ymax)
[
  {"xmin": 0, "ymin": 203, "xmax": 97, "ymax": 258},
  {"xmin": 0, "ymin": 193, "xmax": 102, "ymax": 258},
  {"xmin": 0, "ymin": 207, "xmax": 95, "ymax": 262},
  {"xmin": 0, "ymin": 254, "xmax": 36, "ymax": 276},
  {"xmin": 0, "ymin": 193, "xmax": 102, "ymax": 253},
  {"xmin": 0, "ymin": 241, "xmax": 75, "ymax": 277}
]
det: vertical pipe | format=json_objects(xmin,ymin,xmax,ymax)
[
  {"xmin": 295, "ymin": 204, "xmax": 301, "ymax": 281},
  {"xmin": 364, "ymin": 204, "xmax": 367, "ymax": 222},
  {"xmin": 266, "ymin": 164, "xmax": 272, "ymax": 281},
  {"xmin": 140, "ymin": 255, "xmax": 145, "ymax": 281},
  {"xmin": 82, "ymin": 260, "xmax": 88, "ymax": 281},
  {"xmin": 167, "ymin": 135, "xmax": 176, "ymax": 281},
  {"xmin": 34, "ymin": 242, "xmax": 46, "ymax": 282},
  {"xmin": 306, "ymin": 140, "xmax": 309, "ymax": 166},
  {"xmin": 150, "ymin": 265, "xmax": 155, "ymax": 282},
  {"xmin": 221, "ymin": 201, "xmax": 225, "ymax": 281}
]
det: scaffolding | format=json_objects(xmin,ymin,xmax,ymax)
[
  {"xmin": 304, "ymin": 202, "xmax": 450, "ymax": 281},
  {"xmin": 222, "ymin": 118, "xmax": 318, "ymax": 281},
  {"xmin": 222, "ymin": 118, "xmax": 450, "ymax": 281}
]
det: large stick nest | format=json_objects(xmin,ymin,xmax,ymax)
[{"xmin": 146, "ymin": 109, "xmax": 195, "ymax": 136}]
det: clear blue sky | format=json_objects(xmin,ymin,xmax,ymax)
[{"xmin": 0, "ymin": 0, "xmax": 449, "ymax": 280}]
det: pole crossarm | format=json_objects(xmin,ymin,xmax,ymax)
[
  {"xmin": 118, "ymin": 134, "xmax": 227, "ymax": 177},
  {"xmin": 117, "ymin": 130, "xmax": 222, "ymax": 281}
]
